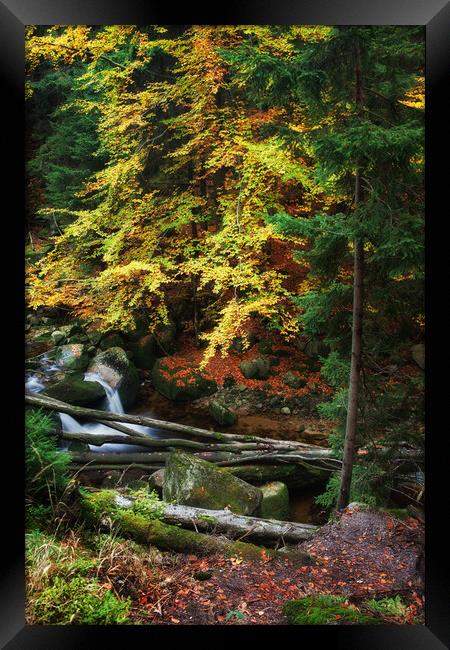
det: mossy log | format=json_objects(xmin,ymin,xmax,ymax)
[{"xmin": 79, "ymin": 489, "xmax": 312, "ymax": 562}]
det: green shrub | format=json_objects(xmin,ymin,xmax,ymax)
[
  {"xmin": 30, "ymin": 575, "xmax": 131, "ymax": 625},
  {"xmin": 25, "ymin": 408, "xmax": 71, "ymax": 509},
  {"xmin": 283, "ymin": 594, "xmax": 378, "ymax": 625},
  {"xmin": 364, "ymin": 595, "xmax": 409, "ymax": 619}
]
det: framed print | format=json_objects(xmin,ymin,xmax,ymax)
[{"xmin": 1, "ymin": 0, "xmax": 448, "ymax": 647}]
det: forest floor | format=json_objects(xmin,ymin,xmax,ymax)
[{"xmin": 123, "ymin": 505, "xmax": 424, "ymax": 625}]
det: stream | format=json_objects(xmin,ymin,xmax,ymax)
[{"xmin": 25, "ymin": 359, "xmax": 325, "ymax": 524}]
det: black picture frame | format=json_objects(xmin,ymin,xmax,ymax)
[{"xmin": 3, "ymin": 1, "xmax": 448, "ymax": 647}]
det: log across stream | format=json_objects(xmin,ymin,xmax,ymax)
[{"xmin": 25, "ymin": 386, "xmax": 336, "ymax": 525}]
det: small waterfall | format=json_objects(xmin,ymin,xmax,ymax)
[
  {"xmin": 25, "ymin": 375, "xmax": 45, "ymax": 393},
  {"xmin": 26, "ymin": 364, "xmax": 159, "ymax": 453},
  {"xmin": 84, "ymin": 372, "xmax": 124, "ymax": 414}
]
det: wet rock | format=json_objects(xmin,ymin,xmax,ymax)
[
  {"xmin": 43, "ymin": 373, "xmax": 106, "ymax": 406},
  {"xmin": 163, "ymin": 451, "xmax": 262, "ymax": 516},
  {"xmin": 87, "ymin": 347, "xmax": 140, "ymax": 409},
  {"xmin": 209, "ymin": 400, "xmax": 237, "ymax": 427},
  {"xmin": 55, "ymin": 344, "xmax": 90, "ymax": 372},
  {"xmin": 127, "ymin": 333, "xmax": 157, "ymax": 370},
  {"xmin": 51, "ymin": 331, "xmax": 65, "ymax": 345}
]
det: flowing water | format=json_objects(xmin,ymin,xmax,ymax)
[{"xmin": 25, "ymin": 364, "xmax": 160, "ymax": 452}]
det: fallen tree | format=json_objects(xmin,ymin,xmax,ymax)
[
  {"xmin": 25, "ymin": 392, "xmax": 336, "ymax": 457},
  {"xmin": 79, "ymin": 489, "xmax": 314, "ymax": 561},
  {"xmin": 158, "ymin": 503, "xmax": 317, "ymax": 543}
]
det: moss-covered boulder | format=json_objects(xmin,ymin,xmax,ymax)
[
  {"xmin": 127, "ymin": 334, "xmax": 157, "ymax": 370},
  {"xmin": 99, "ymin": 332, "xmax": 125, "ymax": 350},
  {"xmin": 209, "ymin": 400, "xmax": 237, "ymax": 427},
  {"xmin": 43, "ymin": 373, "xmax": 106, "ymax": 406},
  {"xmin": 239, "ymin": 357, "xmax": 271, "ymax": 380},
  {"xmin": 163, "ymin": 451, "xmax": 262, "ymax": 516},
  {"xmin": 282, "ymin": 371, "xmax": 307, "ymax": 389},
  {"xmin": 87, "ymin": 347, "xmax": 139, "ymax": 409},
  {"xmin": 258, "ymin": 482, "xmax": 290, "ymax": 521},
  {"xmin": 154, "ymin": 320, "xmax": 177, "ymax": 356},
  {"xmin": 152, "ymin": 359, "xmax": 217, "ymax": 401},
  {"xmin": 54, "ymin": 344, "xmax": 90, "ymax": 371}
]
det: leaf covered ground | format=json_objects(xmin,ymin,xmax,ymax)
[{"xmin": 124, "ymin": 506, "xmax": 425, "ymax": 625}]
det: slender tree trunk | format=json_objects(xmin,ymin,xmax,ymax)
[{"xmin": 337, "ymin": 43, "xmax": 365, "ymax": 511}]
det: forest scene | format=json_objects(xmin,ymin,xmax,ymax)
[{"xmin": 25, "ymin": 25, "xmax": 425, "ymax": 626}]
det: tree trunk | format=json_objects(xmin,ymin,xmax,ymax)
[
  {"xmin": 80, "ymin": 489, "xmax": 313, "ymax": 561},
  {"xmin": 337, "ymin": 41, "xmax": 364, "ymax": 511}
]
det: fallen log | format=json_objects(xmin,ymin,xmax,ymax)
[
  {"xmin": 159, "ymin": 503, "xmax": 317, "ymax": 543},
  {"xmin": 79, "ymin": 489, "xmax": 313, "ymax": 562},
  {"xmin": 61, "ymin": 430, "xmax": 303, "ymax": 453},
  {"xmin": 69, "ymin": 449, "xmax": 340, "ymax": 467},
  {"xmin": 26, "ymin": 392, "xmax": 332, "ymax": 453}
]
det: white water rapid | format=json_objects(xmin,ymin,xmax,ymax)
[{"xmin": 26, "ymin": 366, "xmax": 160, "ymax": 452}]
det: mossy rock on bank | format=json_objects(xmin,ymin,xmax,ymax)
[
  {"xmin": 127, "ymin": 334, "xmax": 157, "ymax": 370},
  {"xmin": 55, "ymin": 344, "xmax": 90, "ymax": 372},
  {"xmin": 282, "ymin": 371, "xmax": 307, "ymax": 389},
  {"xmin": 87, "ymin": 347, "xmax": 139, "ymax": 409},
  {"xmin": 258, "ymin": 482, "xmax": 290, "ymax": 521},
  {"xmin": 151, "ymin": 359, "xmax": 217, "ymax": 401},
  {"xmin": 43, "ymin": 373, "xmax": 106, "ymax": 407},
  {"xmin": 163, "ymin": 451, "xmax": 262, "ymax": 516},
  {"xmin": 258, "ymin": 339, "xmax": 273, "ymax": 354},
  {"xmin": 239, "ymin": 357, "xmax": 271, "ymax": 380},
  {"xmin": 209, "ymin": 400, "xmax": 237, "ymax": 427}
]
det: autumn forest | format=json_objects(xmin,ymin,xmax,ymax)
[{"xmin": 25, "ymin": 25, "xmax": 425, "ymax": 626}]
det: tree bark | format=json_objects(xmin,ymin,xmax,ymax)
[{"xmin": 337, "ymin": 41, "xmax": 364, "ymax": 511}]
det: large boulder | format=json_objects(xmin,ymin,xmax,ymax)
[
  {"xmin": 128, "ymin": 334, "xmax": 157, "ymax": 370},
  {"xmin": 209, "ymin": 400, "xmax": 237, "ymax": 427},
  {"xmin": 152, "ymin": 359, "xmax": 217, "ymax": 401},
  {"xmin": 258, "ymin": 482, "xmax": 290, "ymax": 521},
  {"xmin": 54, "ymin": 344, "xmax": 90, "ymax": 371},
  {"xmin": 87, "ymin": 347, "xmax": 139, "ymax": 409},
  {"xmin": 43, "ymin": 373, "xmax": 106, "ymax": 406},
  {"xmin": 154, "ymin": 320, "xmax": 177, "ymax": 356},
  {"xmin": 239, "ymin": 357, "xmax": 271, "ymax": 380},
  {"xmin": 163, "ymin": 451, "xmax": 262, "ymax": 516}
]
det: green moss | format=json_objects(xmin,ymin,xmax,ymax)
[
  {"xmin": 283, "ymin": 595, "xmax": 379, "ymax": 625},
  {"xmin": 31, "ymin": 575, "xmax": 131, "ymax": 625},
  {"xmin": 209, "ymin": 400, "xmax": 237, "ymax": 427},
  {"xmin": 43, "ymin": 373, "xmax": 106, "ymax": 406},
  {"xmin": 163, "ymin": 451, "xmax": 262, "ymax": 515}
]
